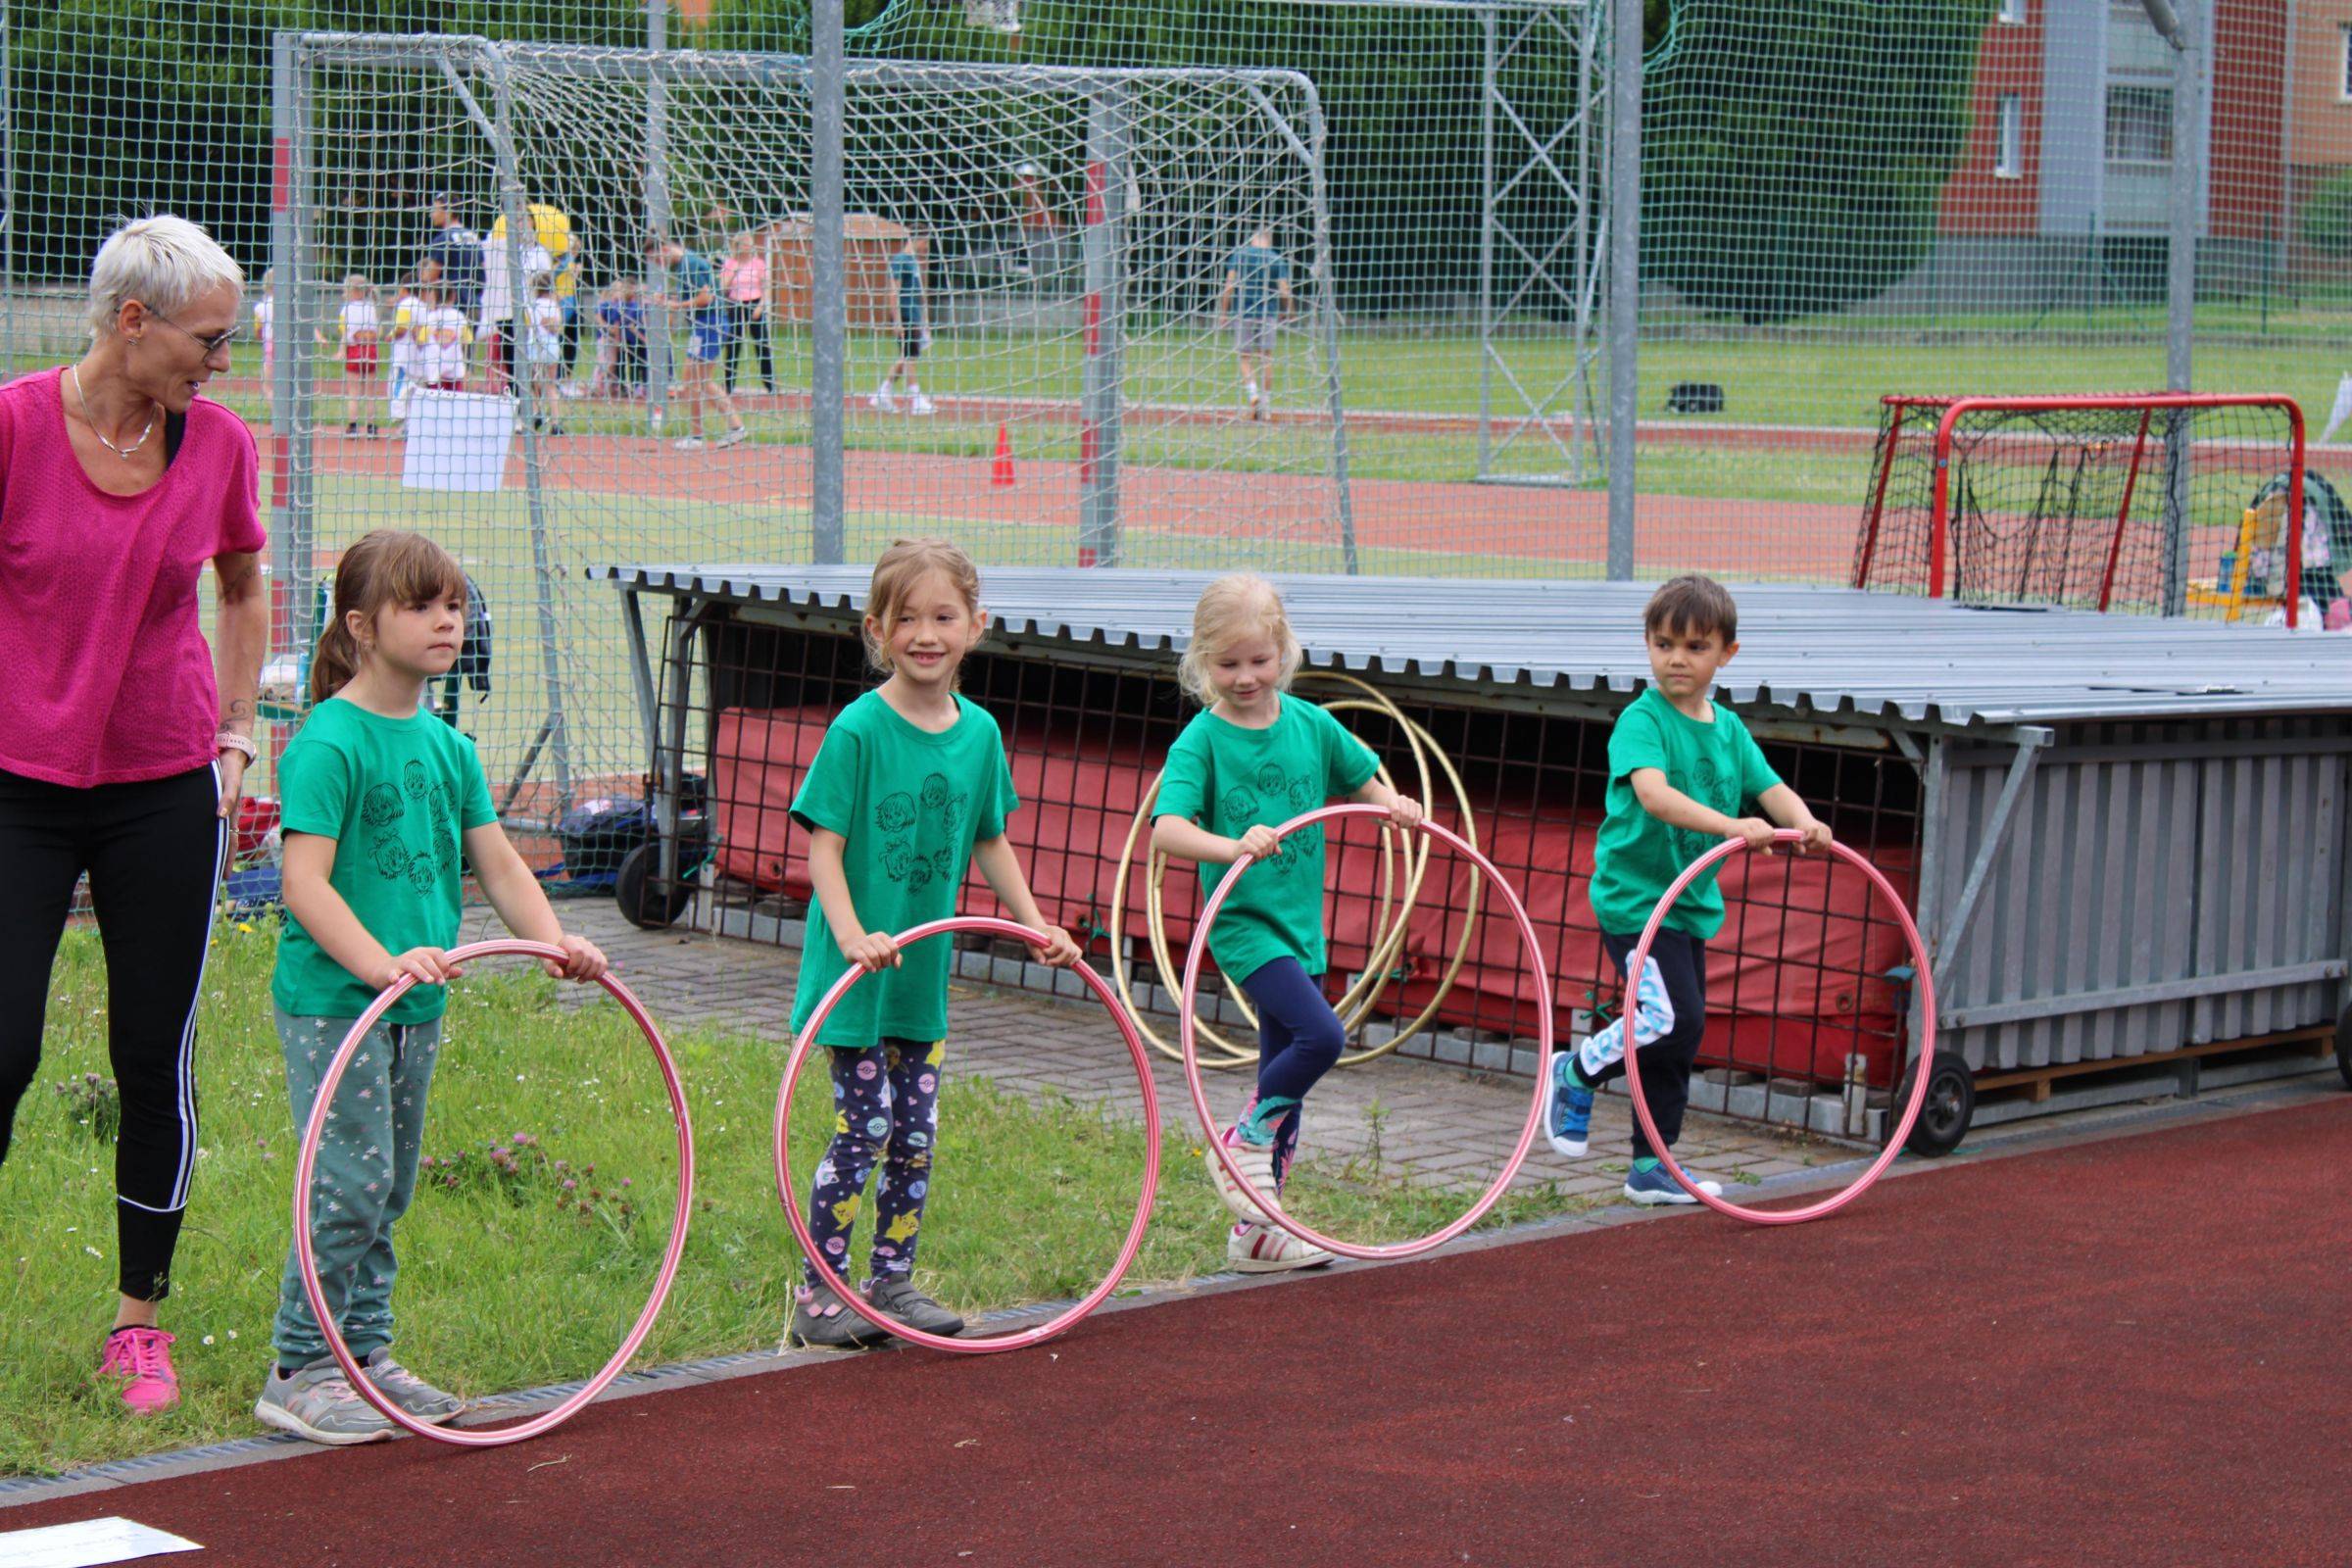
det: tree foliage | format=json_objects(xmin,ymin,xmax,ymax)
[{"xmin": 1642, "ymin": 0, "xmax": 1987, "ymax": 324}]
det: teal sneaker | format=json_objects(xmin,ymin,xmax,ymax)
[{"xmin": 1623, "ymin": 1161, "xmax": 1724, "ymax": 1206}]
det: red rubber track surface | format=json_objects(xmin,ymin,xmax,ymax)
[{"xmin": 15, "ymin": 1100, "xmax": 2347, "ymax": 1566}]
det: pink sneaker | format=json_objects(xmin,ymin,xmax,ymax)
[{"xmin": 99, "ymin": 1326, "xmax": 180, "ymax": 1414}]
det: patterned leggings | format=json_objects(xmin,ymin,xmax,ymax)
[{"xmin": 802, "ymin": 1038, "xmax": 944, "ymax": 1292}]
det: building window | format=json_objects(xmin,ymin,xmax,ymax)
[
  {"xmin": 2341, "ymin": 24, "xmax": 2352, "ymax": 99},
  {"xmin": 1995, "ymin": 94, "xmax": 2023, "ymax": 179},
  {"xmin": 2105, "ymin": 85, "xmax": 2173, "ymax": 165},
  {"xmin": 1998, "ymin": 0, "xmax": 2026, "ymax": 22}
]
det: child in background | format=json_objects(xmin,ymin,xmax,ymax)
[
  {"xmin": 1152, "ymin": 574, "xmax": 1423, "ymax": 1273},
  {"xmin": 786, "ymin": 537, "xmax": 1080, "ymax": 1348},
  {"xmin": 1548, "ymin": 574, "xmax": 1832, "ymax": 1203},
  {"xmin": 254, "ymin": 269, "xmax": 276, "ymax": 380},
  {"xmin": 419, "ymin": 285, "xmax": 470, "ymax": 393},
  {"xmin": 522, "ymin": 270, "xmax": 564, "ymax": 434},
  {"xmin": 587, "ymin": 281, "xmax": 620, "ymax": 399},
  {"xmin": 335, "ymin": 273, "xmax": 380, "ymax": 438},
  {"xmin": 386, "ymin": 274, "xmax": 425, "ymax": 426},
  {"xmin": 871, "ymin": 233, "xmax": 933, "ymax": 416},
  {"xmin": 256, "ymin": 530, "xmax": 608, "ymax": 1445}
]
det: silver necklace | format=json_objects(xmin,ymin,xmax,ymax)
[{"xmin": 70, "ymin": 366, "xmax": 158, "ymax": 462}]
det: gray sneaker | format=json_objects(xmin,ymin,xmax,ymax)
[
  {"xmin": 789, "ymin": 1282, "xmax": 892, "ymax": 1349},
  {"xmin": 254, "ymin": 1360, "xmax": 397, "ymax": 1446},
  {"xmin": 362, "ymin": 1348, "xmax": 464, "ymax": 1424},
  {"xmin": 866, "ymin": 1274, "xmax": 965, "ymax": 1338}
]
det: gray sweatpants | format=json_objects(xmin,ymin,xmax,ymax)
[{"xmin": 272, "ymin": 1006, "xmax": 442, "ymax": 1369}]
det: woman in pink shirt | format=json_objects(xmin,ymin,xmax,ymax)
[
  {"xmin": 0, "ymin": 216, "xmax": 269, "ymax": 1413},
  {"xmin": 718, "ymin": 229, "xmax": 776, "ymax": 396}
]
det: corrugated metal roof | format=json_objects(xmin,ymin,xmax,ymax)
[{"xmin": 595, "ymin": 564, "xmax": 2351, "ymax": 729}]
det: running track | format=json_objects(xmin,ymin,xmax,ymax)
[
  {"xmin": 274, "ymin": 421, "xmax": 1867, "ymax": 577},
  {"xmin": 11, "ymin": 1099, "xmax": 2346, "ymax": 1565}
]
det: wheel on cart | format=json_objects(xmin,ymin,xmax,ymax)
[
  {"xmin": 616, "ymin": 841, "xmax": 698, "ymax": 930},
  {"xmin": 2336, "ymin": 1004, "xmax": 2351, "ymax": 1092},
  {"xmin": 1887, "ymin": 1049, "xmax": 1975, "ymax": 1158}
]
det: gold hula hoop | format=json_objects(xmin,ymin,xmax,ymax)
[
  {"xmin": 1111, "ymin": 673, "xmax": 1431, "ymax": 1067},
  {"xmin": 1105, "ymin": 673, "xmax": 1483, "ymax": 1069}
]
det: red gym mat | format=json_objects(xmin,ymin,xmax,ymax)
[{"xmin": 12, "ymin": 1099, "xmax": 2345, "ymax": 1565}]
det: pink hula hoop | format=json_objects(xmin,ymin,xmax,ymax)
[
  {"xmin": 1182, "ymin": 804, "xmax": 1554, "ymax": 1262},
  {"xmin": 773, "ymin": 915, "xmax": 1161, "ymax": 1353},
  {"xmin": 293, "ymin": 940, "xmax": 696, "ymax": 1446},
  {"xmin": 1617, "ymin": 830, "xmax": 1937, "ymax": 1224}
]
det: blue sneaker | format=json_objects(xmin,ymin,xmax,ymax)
[
  {"xmin": 1622, "ymin": 1161, "xmax": 1723, "ymax": 1206},
  {"xmin": 1546, "ymin": 1054, "xmax": 1593, "ymax": 1157}
]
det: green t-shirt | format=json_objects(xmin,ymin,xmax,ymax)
[
  {"xmin": 788, "ymin": 690, "xmax": 1018, "ymax": 1048},
  {"xmin": 1227, "ymin": 244, "xmax": 1290, "ymax": 318},
  {"xmin": 1155, "ymin": 695, "xmax": 1380, "ymax": 984},
  {"xmin": 1587, "ymin": 687, "xmax": 1783, "ymax": 942},
  {"xmin": 270, "ymin": 698, "xmax": 500, "ymax": 1023}
]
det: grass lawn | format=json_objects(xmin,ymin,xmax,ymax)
[{"xmin": 0, "ymin": 921, "xmax": 1592, "ymax": 1478}]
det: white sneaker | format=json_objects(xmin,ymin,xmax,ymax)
[
  {"xmin": 909, "ymin": 393, "xmax": 935, "ymax": 416},
  {"xmin": 713, "ymin": 425, "xmax": 748, "ymax": 449},
  {"xmin": 871, "ymin": 388, "xmax": 898, "ymax": 413},
  {"xmin": 671, "ymin": 435, "xmax": 705, "ymax": 452},
  {"xmin": 1226, "ymin": 1222, "xmax": 1332, "ymax": 1274},
  {"xmin": 1205, "ymin": 1127, "xmax": 1279, "ymax": 1223}
]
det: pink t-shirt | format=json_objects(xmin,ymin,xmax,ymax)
[
  {"xmin": 0, "ymin": 368, "xmax": 267, "ymax": 787},
  {"xmin": 719, "ymin": 253, "xmax": 768, "ymax": 304}
]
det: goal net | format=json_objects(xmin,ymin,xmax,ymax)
[
  {"xmin": 1851, "ymin": 396, "xmax": 2311, "ymax": 626},
  {"xmin": 277, "ymin": 33, "xmax": 1346, "ymax": 822}
]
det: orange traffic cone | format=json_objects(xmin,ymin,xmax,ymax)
[{"xmin": 990, "ymin": 421, "xmax": 1016, "ymax": 487}]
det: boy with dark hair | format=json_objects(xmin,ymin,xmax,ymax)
[{"xmin": 1550, "ymin": 574, "xmax": 1833, "ymax": 1203}]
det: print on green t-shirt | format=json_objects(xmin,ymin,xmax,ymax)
[
  {"xmin": 270, "ymin": 698, "xmax": 500, "ymax": 1023},
  {"xmin": 1155, "ymin": 695, "xmax": 1380, "ymax": 984},
  {"xmin": 788, "ymin": 691, "xmax": 1018, "ymax": 1048},
  {"xmin": 1586, "ymin": 687, "xmax": 1783, "ymax": 942}
]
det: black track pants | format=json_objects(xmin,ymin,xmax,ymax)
[{"xmin": 0, "ymin": 763, "xmax": 225, "ymax": 1300}]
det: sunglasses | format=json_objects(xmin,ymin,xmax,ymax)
[{"xmin": 150, "ymin": 312, "xmax": 243, "ymax": 358}]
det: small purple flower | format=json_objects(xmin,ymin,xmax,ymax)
[{"xmin": 562, "ymin": 1179, "xmax": 577, "ymax": 1191}]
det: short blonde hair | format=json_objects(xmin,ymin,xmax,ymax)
[
  {"xmin": 86, "ymin": 215, "xmax": 245, "ymax": 342},
  {"xmin": 860, "ymin": 537, "xmax": 984, "ymax": 677},
  {"xmin": 1177, "ymin": 573, "xmax": 1301, "ymax": 706}
]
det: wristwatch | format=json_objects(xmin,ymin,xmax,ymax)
[{"xmin": 216, "ymin": 730, "xmax": 260, "ymax": 765}]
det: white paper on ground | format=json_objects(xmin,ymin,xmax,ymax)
[{"xmin": 0, "ymin": 1516, "xmax": 202, "ymax": 1568}]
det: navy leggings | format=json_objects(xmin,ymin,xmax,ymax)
[
  {"xmin": 1238, "ymin": 956, "xmax": 1346, "ymax": 1183},
  {"xmin": 1587, "ymin": 927, "xmax": 1708, "ymax": 1160},
  {"xmin": 802, "ymin": 1038, "xmax": 944, "ymax": 1292}
]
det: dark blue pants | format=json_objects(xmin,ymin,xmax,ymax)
[
  {"xmin": 1238, "ymin": 957, "xmax": 1346, "ymax": 1184},
  {"xmin": 802, "ymin": 1038, "xmax": 944, "ymax": 1291},
  {"xmin": 1586, "ymin": 927, "xmax": 1708, "ymax": 1160}
]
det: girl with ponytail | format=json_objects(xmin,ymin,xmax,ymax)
[{"xmin": 256, "ymin": 529, "xmax": 609, "ymax": 1446}]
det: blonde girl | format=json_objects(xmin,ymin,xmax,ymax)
[
  {"xmin": 1152, "ymin": 574, "xmax": 1422, "ymax": 1273},
  {"xmin": 785, "ymin": 537, "xmax": 1078, "ymax": 1348},
  {"xmin": 334, "ymin": 273, "xmax": 380, "ymax": 437},
  {"xmin": 257, "ymin": 530, "xmax": 608, "ymax": 1446}
]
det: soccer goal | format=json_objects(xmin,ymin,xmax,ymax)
[
  {"xmin": 1851, "ymin": 395, "xmax": 2308, "ymax": 627},
  {"xmin": 271, "ymin": 31, "xmax": 1349, "ymax": 821}
]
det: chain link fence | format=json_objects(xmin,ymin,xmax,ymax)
[{"xmin": 8, "ymin": 0, "xmax": 2343, "ymax": 818}]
